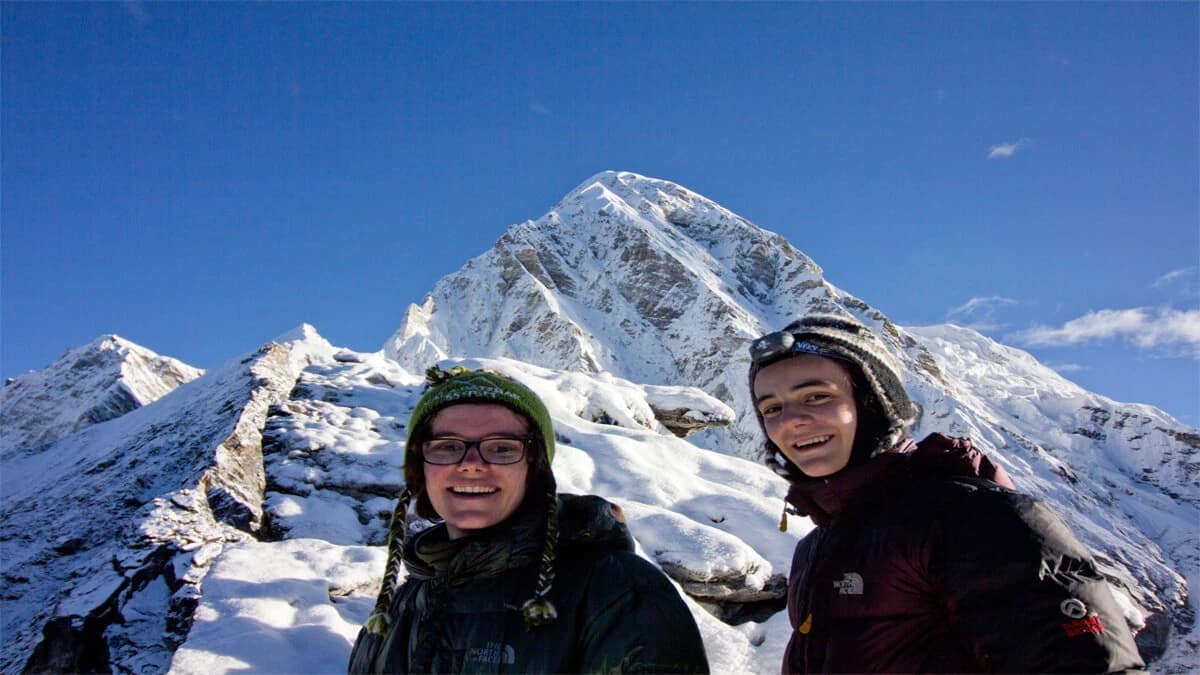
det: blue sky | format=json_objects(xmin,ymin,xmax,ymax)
[{"xmin": 3, "ymin": 2, "xmax": 1197, "ymax": 426}]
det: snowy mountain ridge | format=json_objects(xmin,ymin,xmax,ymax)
[
  {"xmin": 0, "ymin": 335, "xmax": 203, "ymax": 456},
  {"xmin": 0, "ymin": 327, "xmax": 336, "ymax": 673},
  {"xmin": 0, "ymin": 330, "xmax": 797, "ymax": 673},
  {"xmin": 0, "ymin": 171, "xmax": 1196, "ymax": 673}
]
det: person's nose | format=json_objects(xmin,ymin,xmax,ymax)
[
  {"xmin": 456, "ymin": 444, "xmax": 487, "ymax": 470},
  {"xmin": 781, "ymin": 405, "xmax": 814, "ymax": 428}
]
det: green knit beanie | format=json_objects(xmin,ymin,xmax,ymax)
[{"xmin": 406, "ymin": 365, "xmax": 556, "ymax": 466}]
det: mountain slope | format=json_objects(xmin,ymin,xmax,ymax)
[
  {"xmin": 384, "ymin": 171, "xmax": 836, "ymax": 447},
  {"xmin": 1, "ymin": 335, "xmax": 203, "ymax": 455}
]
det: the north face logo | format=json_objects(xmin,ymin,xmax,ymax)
[
  {"xmin": 833, "ymin": 572, "xmax": 863, "ymax": 595},
  {"xmin": 467, "ymin": 642, "xmax": 516, "ymax": 665}
]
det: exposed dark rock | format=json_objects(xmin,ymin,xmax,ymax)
[
  {"xmin": 698, "ymin": 594, "xmax": 788, "ymax": 626},
  {"xmin": 23, "ymin": 615, "xmax": 112, "ymax": 674},
  {"xmin": 652, "ymin": 407, "xmax": 733, "ymax": 438},
  {"xmin": 660, "ymin": 562, "xmax": 787, "ymax": 606}
]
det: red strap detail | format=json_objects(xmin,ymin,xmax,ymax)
[{"xmin": 1062, "ymin": 616, "xmax": 1105, "ymax": 637}]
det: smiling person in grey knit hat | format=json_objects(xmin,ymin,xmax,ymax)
[
  {"xmin": 750, "ymin": 314, "xmax": 1144, "ymax": 674},
  {"xmin": 349, "ymin": 365, "xmax": 708, "ymax": 674}
]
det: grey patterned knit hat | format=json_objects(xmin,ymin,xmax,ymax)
[
  {"xmin": 363, "ymin": 366, "xmax": 560, "ymax": 643},
  {"xmin": 748, "ymin": 314, "xmax": 918, "ymax": 479}
]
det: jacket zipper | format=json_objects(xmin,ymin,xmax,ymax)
[{"xmin": 799, "ymin": 527, "xmax": 827, "ymax": 672}]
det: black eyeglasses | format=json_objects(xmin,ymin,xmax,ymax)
[{"xmin": 421, "ymin": 437, "xmax": 531, "ymax": 465}]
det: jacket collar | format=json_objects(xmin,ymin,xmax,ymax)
[
  {"xmin": 404, "ymin": 493, "xmax": 635, "ymax": 581},
  {"xmin": 785, "ymin": 442, "xmax": 914, "ymax": 527},
  {"xmin": 405, "ymin": 500, "xmax": 544, "ymax": 582},
  {"xmin": 785, "ymin": 433, "xmax": 1010, "ymax": 526}
]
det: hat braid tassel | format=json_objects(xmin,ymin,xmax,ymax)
[
  {"xmin": 365, "ymin": 487, "xmax": 413, "ymax": 636},
  {"xmin": 521, "ymin": 488, "xmax": 559, "ymax": 630}
]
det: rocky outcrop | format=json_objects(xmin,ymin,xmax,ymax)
[
  {"xmin": 652, "ymin": 407, "xmax": 731, "ymax": 437},
  {"xmin": 642, "ymin": 383, "xmax": 736, "ymax": 437}
]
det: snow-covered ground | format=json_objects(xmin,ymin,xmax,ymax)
[
  {"xmin": 4, "ymin": 323, "xmax": 1197, "ymax": 674},
  {"xmin": 169, "ymin": 537, "xmax": 793, "ymax": 675}
]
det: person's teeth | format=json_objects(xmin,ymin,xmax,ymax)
[
  {"xmin": 795, "ymin": 436, "xmax": 831, "ymax": 448},
  {"xmin": 451, "ymin": 486, "xmax": 497, "ymax": 494}
]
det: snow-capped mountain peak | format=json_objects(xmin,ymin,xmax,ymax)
[
  {"xmin": 0, "ymin": 334, "xmax": 203, "ymax": 455},
  {"xmin": 383, "ymin": 171, "xmax": 834, "ymax": 440}
]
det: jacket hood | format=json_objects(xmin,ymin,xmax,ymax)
[{"xmin": 555, "ymin": 493, "xmax": 636, "ymax": 553}]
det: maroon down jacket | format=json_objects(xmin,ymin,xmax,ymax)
[{"xmin": 781, "ymin": 434, "xmax": 1145, "ymax": 673}]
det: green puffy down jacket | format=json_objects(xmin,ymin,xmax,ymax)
[{"xmin": 349, "ymin": 494, "xmax": 709, "ymax": 674}]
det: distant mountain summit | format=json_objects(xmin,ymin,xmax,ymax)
[
  {"xmin": 0, "ymin": 335, "xmax": 202, "ymax": 455},
  {"xmin": 384, "ymin": 170, "xmax": 859, "ymax": 452},
  {"xmin": 386, "ymin": 171, "xmax": 826, "ymax": 372},
  {"xmin": 383, "ymin": 170, "xmax": 1195, "ymax": 470}
]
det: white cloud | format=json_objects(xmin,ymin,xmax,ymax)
[
  {"xmin": 1045, "ymin": 362, "xmax": 1085, "ymax": 374},
  {"xmin": 1009, "ymin": 307, "xmax": 1200, "ymax": 357},
  {"xmin": 948, "ymin": 296, "xmax": 1017, "ymax": 318},
  {"xmin": 1152, "ymin": 267, "xmax": 1197, "ymax": 288},
  {"xmin": 987, "ymin": 137, "xmax": 1033, "ymax": 159},
  {"xmin": 529, "ymin": 103, "xmax": 551, "ymax": 116},
  {"xmin": 946, "ymin": 296, "xmax": 1017, "ymax": 331},
  {"xmin": 1047, "ymin": 51, "xmax": 1071, "ymax": 67},
  {"xmin": 123, "ymin": 0, "xmax": 150, "ymax": 24}
]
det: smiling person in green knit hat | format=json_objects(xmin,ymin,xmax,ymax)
[{"xmin": 349, "ymin": 365, "xmax": 709, "ymax": 674}]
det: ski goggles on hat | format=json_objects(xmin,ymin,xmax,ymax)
[{"xmin": 750, "ymin": 330, "xmax": 843, "ymax": 365}]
